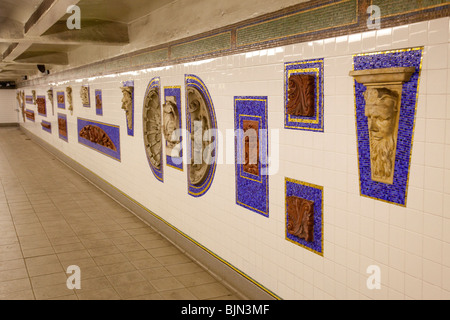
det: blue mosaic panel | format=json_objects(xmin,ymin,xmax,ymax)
[
  {"xmin": 284, "ymin": 58, "xmax": 324, "ymax": 132},
  {"xmin": 25, "ymin": 95, "xmax": 33, "ymax": 105},
  {"xmin": 82, "ymin": 85, "xmax": 90, "ymax": 108},
  {"xmin": 57, "ymin": 91, "xmax": 65, "ymax": 109},
  {"xmin": 77, "ymin": 118, "xmax": 121, "ymax": 162},
  {"xmin": 37, "ymin": 96, "xmax": 47, "ymax": 117},
  {"xmin": 164, "ymin": 86, "xmax": 183, "ymax": 171},
  {"xmin": 123, "ymin": 81, "xmax": 134, "ymax": 137},
  {"xmin": 58, "ymin": 113, "xmax": 68, "ymax": 142},
  {"xmin": 144, "ymin": 77, "xmax": 164, "ymax": 182},
  {"xmin": 353, "ymin": 47, "xmax": 423, "ymax": 206},
  {"xmin": 235, "ymin": 97, "xmax": 269, "ymax": 217},
  {"xmin": 285, "ymin": 178, "xmax": 323, "ymax": 256},
  {"xmin": 95, "ymin": 90, "xmax": 103, "ymax": 116},
  {"xmin": 185, "ymin": 74, "xmax": 218, "ymax": 197},
  {"xmin": 25, "ymin": 109, "xmax": 35, "ymax": 122},
  {"xmin": 41, "ymin": 120, "xmax": 52, "ymax": 134}
]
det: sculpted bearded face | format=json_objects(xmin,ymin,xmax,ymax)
[{"xmin": 364, "ymin": 88, "xmax": 399, "ymax": 183}]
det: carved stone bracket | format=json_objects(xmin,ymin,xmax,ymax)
[
  {"xmin": 80, "ymin": 86, "xmax": 90, "ymax": 107},
  {"xmin": 349, "ymin": 67, "xmax": 415, "ymax": 185},
  {"xmin": 47, "ymin": 89, "xmax": 54, "ymax": 116},
  {"xmin": 143, "ymin": 87, "xmax": 162, "ymax": 170},
  {"xmin": 66, "ymin": 86, "xmax": 73, "ymax": 115},
  {"xmin": 121, "ymin": 86, "xmax": 134, "ymax": 131},
  {"xmin": 32, "ymin": 90, "xmax": 36, "ymax": 105}
]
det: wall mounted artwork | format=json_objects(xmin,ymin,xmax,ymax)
[
  {"xmin": 58, "ymin": 113, "xmax": 68, "ymax": 142},
  {"xmin": 57, "ymin": 91, "xmax": 65, "ymax": 109},
  {"xmin": 234, "ymin": 96, "xmax": 269, "ymax": 217},
  {"xmin": 32, "ymin": 90, "xmax": 37, "ymax": 105},
  {"xmin": 143, "ymin": 77, "xmax": 163, "ymax": 182},
  {"xmin": 78, "ymin": 118, "xmax": 121, "ymax": 162},
  {"xmin": 17, "ymin": 91, "xmax": 25, "ymax": 122},
  {"xmin": 36, "ymin": 96, "xmax": 47, "ymax": 117},
  {"xmin": 185, "ymin": 74, "xmax": 218, "ymax": 197},
  {"xmin": 95, "ymin": 90, "xmax": 103, "ymax": 116},
  {"xmin": 349, "ymin": 47, "xmax": 423, "ymax": 206},
  {"xmin": 80, "ymin": 85, "xmax": 90, "ymax": 108},
  {"xmin": 66, "ymin": 87, "xmax": 73, "ymax": 115},
  {"xmin": 47, "ymin": 89, "xmax": 54, "ymax": 116},
  {"xmin": 121, "ymin": 81, "xmax": 134, "ymax": 136},
  {"xmin": 164, "ymin": 86, "xmax": 183, "ymax": 171},
  {"xmin": 25, "ymin": 109, "xmax": 35, "ymax": 122},
  {"xmin": 285, "ymin": 178, "xmax": 323, "ymax": 256},
  {"xmin": 41, "ymin": 121, "xmax": 52, "ymax": 133},
  {"xmin": 26, "ymin": 95, "xmax": 33, "ymax": 105},
  {"xmin": 284, "ymin": 58, "xmax": 324, "ymax": 132}
]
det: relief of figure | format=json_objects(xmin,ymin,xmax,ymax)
[
  {"xmin": 243, "ymin": 120, "xmax": 259, "ymax": 176},
  {"xmin": 32, "ymin": 90, "xmax": 37, "ymax": 105},
  {"xmin": 287, "ymin": 196, "xmax": 315, "ymax": 242},
  {"xmin": 187, "ymin": 87, "xmax": 213, "ymax": 186},
  {"xmin": 80, "ymin": 86, "xmax": 90, "ymax": 106},
  {"xmin": 143, "ymin": 88, "xmax": 162, "ymax": 170},
  {"xmin": 121, "ymin": 86, "xmax": 133, "ymax": 130},
  {"xmin": 163, "ymin": 96, "xmax": 181, "ymax": 158},
  {"xmin": 47, "ymin": 89, "xmax": 54, "ymax": 115},
  {"xmin": 66, "ymin": 86, "xmax": 73, "ymax": 115},
  {"xmin": 364, "ymin": 87, "xmax": 400, "ymax": 185},
  {"xmin": 287, "ymin": 74, "xmax": 315, "ymax": 117}
]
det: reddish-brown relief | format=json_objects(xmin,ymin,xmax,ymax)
[
  {"xmin": 79, "ymin": 125, "xmax": 117, "ymax": 152},
  {"xmin": 41, "ymin": 122, "xmax": 51, "ymax": 130},
  {"xmin": 36, "ymin": 97, "xmax": 46, "ymax": 115},
  {"xmin": 243, "ymin": 120, "xmax": 259, "ymax": 176},
  {"xmin": 58, "ymin": 118, "xmax": 67, "ymax": 137},
  {"xmin": 287, "ymin": 74, "xmax": 315, "ymax": 117},
  {"xmin": 287, "ymin": 196, "xmax": 314, "ymax": 242}
]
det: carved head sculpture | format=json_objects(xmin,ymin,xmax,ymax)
[
  {"xmin": 66, "ymin": 86, "xmax": 73, "ymax": 113},
  {"xmin": 121, "ymin": 86, "xmax": 133, "ymax": 130},
  {"xmin": 163, "ymin": 96, "xmax": 180, "ymax": 149},
  {"xmin": 287, "ymin": 196, "xmax": 314, "ymax": 242},
  {"xmin": 80, "ymin": 86, "xmax": 90, "ymax": 106},
  {"xmin": 364, "ymin": 87, "xmax": 399, "ymax": 183},
  {"xmin": 47, "ymin": 89, "xmax": 53, "ymax": 103}
]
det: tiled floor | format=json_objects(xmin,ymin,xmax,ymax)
[{"xmin": 0, "ymin": 127, "xmax": 243, "ymax": 300}]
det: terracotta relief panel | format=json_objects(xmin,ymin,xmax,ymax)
[
  {"xmin": 58, "ymin": 113, "xmax": 68, "ymax": 142},
  {"xmin": 286, "ymin": 196, "xmax": 314, "ymax": 242},
  {"xmin": 242, "ymin": 120, "xmax": 259, "ymax": 176},
  {"xmin": 41, "ymin": 121, "xmax": 52, "ymax": 133},
  {"xmin": 25, "ymin": 110, "xmax": 35, "ymax": 122},
  {"xmin": 78, "ymin": 118, "xmax": 121, "ymax": 161},
  {"xmin": 95, "ymin": 90, "xmax": 103, "ymax": 116},
  {"xmin": 36, "ymin": 96, "xmax": 47, "ymax": 117},
  {"xmin": 57, "ymin": 91, "xmax": 65, "ymax": 109},
  {"xmin": 286, "ymin": 74, "xmax": 315, "ymax": 117}
]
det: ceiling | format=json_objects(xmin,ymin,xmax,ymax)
[
  {"xmin": 0, "ymin": 0, "xmax": 175, "ymax": 82},
  {"xmin": 0, "ymin": 0, "xmax": 308, "ymax": 83}
]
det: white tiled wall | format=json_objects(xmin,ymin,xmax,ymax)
[
  {"xmin": 20, "ymin": 17, "xmax": 450, "ymax": 300},
  {"xmin": 0, "ymin": 90, "xmax": 18, "ymax": 124}
]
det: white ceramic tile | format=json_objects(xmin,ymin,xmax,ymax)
[{"xmin": 428, "ymin": 18, "xmax": 449, "ymax": 45}]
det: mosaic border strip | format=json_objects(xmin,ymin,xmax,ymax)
[
  {"xmin": 285, "ymin": 177, "xmax": 324, "ymax": 256},
  {"xmin": 234, "ymin": 96, "xmax": 269, "ymax": 217},
  {"xmin": 185, "ymin": 74, "xmax": 218, "ymax": 198},
  {"xmin": 164, "ymin": 86, "xmax": 183, "ymax": 172},
  {"xmin": 77, "ymin": 118, "xmax": 121, "ymax": 162},
  {"xmin": 352, "ymin": 47, "xmax": 424, "ymax": 206}
]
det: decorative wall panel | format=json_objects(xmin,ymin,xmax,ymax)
[
  {"xmin": 235, "ymin": 96, "xmax": 269, "ymax": 217},
  {"xmin": 284, "ymin": 59, "xmax": 324, "ymax": 132},
  {"xmin": 25, "ymin": 109, "xmax": 35, "ymax": 122},
  {"xmin": 164, "ymin": 86, "xmax": 183, "ymax": 171},
  {"xmin": 95, "ymin": 90, "xmax": 103, "ymax": 116},
  {"xmin": 185, "ymin": 74, "xmax": 218, "ymax": 197},
  {"xmin": 26, "ymin": 95, "xmax": 33, "ymax": 105},
  {"xmin": 143, "ymin": 77, "xmax": 163, "ymax": 182},
  {"xmin": 285, "ymin": 178, "xmax": 323, "ymax": 256},
  {"xmin": 47, "ymin": 89, "xmax": 54, "ymax": 116},
  {"xmin": 57, "ymin": 91, "xmax": 65, "ymax": 109},
  {"xmin": 121, "ymin": 81, "xmax": 134, "ymax": 136},
  {"xmin": 36, "ymin": 96, "xmax": 46, "ymax": 117},
  {"xmin": 58, "ymin": 113, "xmax": 68, "ymax": 142},
  {"xmin": 350, "ymin": 47, "xmax": 423, "ymax": 206},
  {"xmin": 66, "ymin": 87, "xmax": 73, "ymax": 115},
  {"xmin": 78, "ymin": 118, "xmax": 121, "ymax": 162},
  {"xmin": 41, "ymin": 120, "xmax": 52, "ymax": 133}
]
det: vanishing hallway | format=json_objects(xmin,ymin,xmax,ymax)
[{"xmin": 0, "ymin": 127, "xmax": 242, "ymax": 300}]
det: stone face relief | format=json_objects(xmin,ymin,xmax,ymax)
[
  {"xmin": 187, "ymin": 87, "xmax": 213, "ymax": 186},
  {"xmin": 163, "ymin": 96, "xmax": 180, "ymax": 158},
  {"xmin": 287, "ymin": 74, "xmax": 315, "ymax": 117},
  {"xmin": 243, "ymin": 120, "xmax": 259, "ymax": 176},
  {"xmin": 143, "ymin": 87, "xmax": 162, "ymax": 170},
  {"xmin": 79, "ymin": 125, "xmax": 117, "ymax": 152},
  {"xmin": 47, "ymin": 89, "xmax": 54, "ymax": 115},
  {"xmin": 350, "ymin": 67, "xmax": 415, "ymax": 185},
  {"xmin": 121, "ymin": 86, "xmax": 134, "ymax": 130},
  {"xmin": 287, "ymin": 196, "xmax": 315, "ymax": 242},
  {"xmin": 80, "ymin": 86, "xmax": 90, "ymax": 106},
  {"xmin": 66, "ymin": 86, "xmax": 73, "ymax": 114}
]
